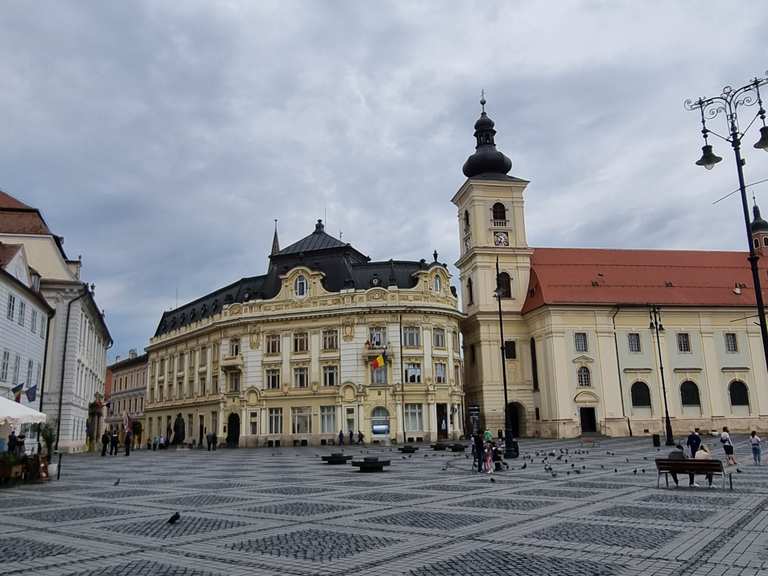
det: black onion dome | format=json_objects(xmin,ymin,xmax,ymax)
[
  {"xmin": 752, "ymin": 204, "xmax": 768, "ymax": 233},
  {"xmin": 462, "ymin": 97, "xmax": 512, "ymax": 178}
]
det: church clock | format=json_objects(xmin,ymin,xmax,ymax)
[{"xmin": 494, "ymin": 231, "xmax": 509, "ymax": 246}]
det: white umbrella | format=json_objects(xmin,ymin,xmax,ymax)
[{"xmin": 0, "ymin": 396, "xmax": 47, "ymax": 426}]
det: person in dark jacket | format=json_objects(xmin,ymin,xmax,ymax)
[
  {"xmin": 110, "ymin": 431, "xmax": 119, "ymax": 455},
  {"xmin": 686, "ymin": 429, "xmax": 701, "ymax": 458},
  {"xmin": 668, "ymin": 444, "xmax": 696, "ymax": 487},
  {"xmin": 101, "ymin": 430, "xmax": 110, "ymax": 456},
  {"xmin": 474, "ymin": 433, "xmax": 484, "ymax": 473}
]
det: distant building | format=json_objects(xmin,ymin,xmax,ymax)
[
  {"xmin": 0, "ymin": 191, "xmax": 111, "ymax": 452},
  {"xmin": 106, "ymin": 350, "xmax": 147, "ymax": 447},
  {"xmin": 455, "ymin": 100, "xmax": 768, "ymax": 438},
  {"xmin": 145, "ymin": 221, "xmax": 464, "ymax": 447}
]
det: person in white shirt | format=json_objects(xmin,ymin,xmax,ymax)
[
  {"xmin": 750, "ymin": 431, "xmax": 762, "ymax": 465},
  {"xmin": 720, "ymin": 427, "xmax": 737, "ymax": 466},
  {"xmin": 694, "ymin": 444, "xmax": 714, "ymax": 487}
]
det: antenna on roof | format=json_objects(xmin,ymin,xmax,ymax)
[{"xmin": 339, "ymin": 230, "xmax": 343, "ymax": 240}]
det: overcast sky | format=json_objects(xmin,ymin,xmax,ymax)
[{"xmin": 1, "ymin": 2, "xmax": 767, "ymax": 360}]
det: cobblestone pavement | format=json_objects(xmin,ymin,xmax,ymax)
[{"xmin": 1, "ymin": 436, "xmax": 768, "ymax": 575}]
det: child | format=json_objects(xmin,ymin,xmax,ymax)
[{"xmin": 750, "ymin": 431, "xmax": 762, "ymax": 465}]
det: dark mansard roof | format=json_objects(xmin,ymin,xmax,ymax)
[{"xmin": 154, "ymin": 220, "xmax": 448, "ymax": 337}]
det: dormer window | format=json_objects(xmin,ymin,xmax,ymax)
[
  {"xmin": 294, "ymin": 275, "xmax": 308, "ymax": 297},
  {"xmin": 433, "ymin": 275, "xmax": 441, "ymax": 292}
]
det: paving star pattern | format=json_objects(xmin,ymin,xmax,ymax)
[{"xmin": 1, "ymin": 436, "xmax": 767, "ymax": 575}]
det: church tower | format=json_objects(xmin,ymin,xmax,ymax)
[{"xmin": 452, "ymin": 96, "xmax": 534, "ymax": 436}]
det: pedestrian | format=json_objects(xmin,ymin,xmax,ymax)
[
  {"xmin": 7, "ymin": 430, "xmax": 17, "ymax": 454},
  {"xmin": 483, "ymin": 441, "xmax": 494, "ymax": 474},
  {"xmin": 686, "ymin": 428, "xmax": 701, "ymax": 458},
  {"xmin": 694, "ymin": 444, "xmax": 715, "ymax": 487},
  {"xmin": 124, "ymin": 431, "xmax": 132, "ymax": 456},
  {"xmin": 474, "ymin": 433, "xmax": 484, "ymax": 473},
  {"xmin": 750, "ymin": 431, "xmax": 762, "ymax": 465},
  {"xmin": 152, "ymin": 436, "xmax": 158, "ymax": 451},
  {"xmin": 211, "ymin": 432, "xmax": 217, "ymax": 451},
  {"xmin": 720, "ymin": 426, "xmax": 737, "ymax": 466},
  {"xmin": 348, "ymin": 429, "xmax": 354, "ymax": 445},
  {"xmin": 338, "ymin": 430, "xmax": 344, "ymax": 446},
  {"xmin": 667, "ymin": 444, "xmax": 696, "ymax": 487},
  {"xmin": 206, "ymin": 431, "xmax": 212, "ymax": 451},
  {"xmin": 110, "ymin": 430, "xmax": 119, "ymax": 455},
  {"xmin": 483, "ymin": 428, "xmax": 493, "ymax": 443},
  {"xmin": 357, "ymin": 430, "xmax": 364, "ymax": 445},
  {"xmin": 101, "ymin": 430, "xmax": 109, "ymax": 457}
]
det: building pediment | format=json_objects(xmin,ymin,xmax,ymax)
[
  {"xmin": 572, "ymin": 355, "xmax": 594, "ymax": 364},
  {"xmin": 574, "ymin": 390, "xmax": 600, "ymax": 405}
]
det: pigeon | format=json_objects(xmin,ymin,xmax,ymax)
[
  {"xmin": 737, "ymin": 468, "xmax": 743, "ymax": 474},
  {"xmin": 600, "ymin": 465, "xmax": 605, "ymax": 469},
  {"xmin": 566, "ymin": 471, "xmax": 570, "ymax": 476},
  {"xmin": 641, "ymin": 469, "xmax": 646, "ymax": 474},
  {"xmin": 521, "ymin": 463, "xmax": 527, "ymax": 470},
  {"xmin": 167, "ymin": 512, "xmax": 180, "ymax": 525},
  {"xmin": 574, "ymin": 469, "xmax": 581, "ymax": 475},
  {"xmin": 441, "ymin": 466, "xmax": 447, "ymax": 471},
  {"xmin": 571, "ymin": 463, "xmax": 575, "ymax": 468},
  {"xmin": 643, "ymin": 456, "xmax": 648, "ymax": 460},
  {"xmin": 626, "ymin": 458, "xmax": 630, "ymax": 463},
  {"xmin": 556, "ymin": 454, "xmax": 563, "ymax": 461},
  {"xmin": 614, "ymin": 468, "xmax": 618, "ymax": 473},
  {"xmin": 490, "ymin": 477, "xmax": 496, "ymax": 483},
  {"xmin": 113, "ymin": 479, "xmax": 120, "ymax": 486},
  {"xmin": 551, "ymin": 472, "xmax": 557, "ymax": 478},
  {"xmin": 402, "ymin": 456, "xmax": 407, "ymax": 460},
  {"xmin": 633, "ymin": 469, "xmax": 637, "ymax": 475}
]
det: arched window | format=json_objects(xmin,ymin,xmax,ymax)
[
  {"xmin": 467, "ymin": 278, "xmax": 474, "ymax": 305},
  {"xmin": 631, "ymin": 381, "xmax": 651, "ymax": 407},
  {"xmin": 371, "ymin": 406, "xmax": 390, "ymax": 435},
  {"xmin": 755, "ymin": 238, "xmax": 760, "ymax": 249},
  {"xmin": 729, "ymin": 380, "xmax": 749, "ymax": 406},
  {"xmin": 577, "ymin": 366, "xmax": 591, "ymax": 387},
  {"xmin": 434, "ymin": 275, "xmax": 442, "ymax": 292},
  {"xmin": 497, "ymin": 272, "xmax": 511, "ymax": 298},
  {"xmin": 492, "ymin": 202, "xmax": 507, "ymax": 224},
  {"xmin": 294, "ymin": 275, "xmax": 307, "ymax": 297},
  {"xmin": 680, "ymin": 381, "xmax": 701, "ymax": 406},
  {"xmin": 763, "ymin": 237, "xmax": 768, "ymax": 247}
]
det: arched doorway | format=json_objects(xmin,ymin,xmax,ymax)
[
  {"xmin": 507, "ymin": 402, "xmax": 525, "ymax": 438},
  {"xmin": 226, "ymin": 413, "xmax": 240, "ymax": 448}
]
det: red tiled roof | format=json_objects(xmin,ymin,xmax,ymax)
[
  {"xmin": 0, "ymin": 190, "xmax": 33, "ymax": 209},
  {"xmin": 521, "ymin": 247, "xmax": 767, "ymax": 313},
  {"xmin": 0, "ymin": 243, "xmax": 21, "ymax": 268}
]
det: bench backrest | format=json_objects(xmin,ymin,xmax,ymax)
[{"xmin": 655, "ymin": 458, "xmax": 724, "ymax": 473}]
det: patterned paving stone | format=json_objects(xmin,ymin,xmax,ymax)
[
  {"xmin": 637, "ymin": 493, "xmax": 738, "ymax": 507},
  {"xmin": 457, "ymin": 497, "xmax": 554, "ymax": 511},
  {"xmin": 412, "ymin": 483, "xmax": 482, "ymax": 492},
  {"xmin": 516, "ymin": 488, "xmax": 599, "ymax": 499},
  {"xmin": 226, "ymin": 528, "xmax": 400, "ymax": 561},
  {"xmin": 62, "ymin": 560, "xmax": 221, "ymax": 576},
  {"xmin": 366, "ymin": 510, "xmax": 487, "ymax": 530},
  {"xmin": 254, "ymin": 486, "xmax": 330, "ymax": 496},
  {"xmin": 348, "ymin": 491, "xmax": 427, "ymax": 503},
  {"xmin": 149, "ymin": 494, "xmax": 256, "ymax": 507},
  {"xmin": 15, "ymin": 506, "xmax": 132, "ymax": 523},
  {"xmin": 0, "ymin": 536, "xmax": 79, "ymax": 561},
  {"xmin": 563, "ymin": 481, "xmax": 632, "ymax": 490},
  {"xmin": 0, "ymin": 496, "xmax": 55, "ymax": 508},
  {"xmin": 410, "ymin": 549, "xmax": 618, "ymax": 576},
  {"xmin": 526, "ymin": 521, "xmax": 681, "ymax": 549},
  {"xmin": 244, "ymin": 502, "xmax": 358, "ymax": 516},
  {"xmin": 86, "ymin": 488, "xmax": 166, "ymax": 499},
  {"xmin": 595, "ymin": 504, "xmax": 715, "ymax": 522},
  {"xmin": 108, "ymin": 516, "xmax": 247, "ymax": 539}
]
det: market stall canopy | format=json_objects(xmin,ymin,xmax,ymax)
[{"xmin": 0, "ymin": 396, "xmax": 47, "ymax": 426}]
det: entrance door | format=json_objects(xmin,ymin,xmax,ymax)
[
  {"xmin": 226, "ymin": 413, "xmax": 240, "ymax": 447},
  {"xmin": 579, "ymin": 407, "xmax": 597, "ymax": 434},
  {"xmin": 198, "ymin": 415, "xmax": 204, "ymax": 446},
  {"xmin": 345, "ymin": 407, "xmax": 356, "ymax": 434},
  {"xmin": 436, "ymin": 403, "xmax": 448, "ymax": 440}
]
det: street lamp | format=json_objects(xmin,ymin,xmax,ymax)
[
  {"xmin": 649, "ymin": 305, "xmax": 674, "ymax": 446},
  {"xmin": 686, "ymin": 73, "xmax": 768, "ymax": 373},
  {"xmin": 494, "ymin": 257, "xmax": 518, "ymax": 459}
]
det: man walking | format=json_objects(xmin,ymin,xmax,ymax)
[
  {"xmin": 124, "ymin": 430, "xmax": 132, "ymax": 456},
  {"xmin": 101, "ymin": 429, "xmax": 110, "ymax": 456},
  {"xmin": 686, "ymin": 428, "xmax": 701, "ymax": 458},
  {"xmin": 110, "ymin": 430, "xmax": 118, "ymax": 455}
]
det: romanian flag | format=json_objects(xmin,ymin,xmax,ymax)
[
  {"xmin": 11, "ymin": 383, "xmax": 23, "ymax": 403},
  {"xmin": 371, "ymin": 354, "xmax": 385, "ymax": 369}
]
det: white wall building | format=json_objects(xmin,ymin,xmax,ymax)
[{"xmin": 0, "ymin": 191, "xmax": 111, "ymax": 452}]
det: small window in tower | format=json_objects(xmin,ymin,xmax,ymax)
[
  {"xmin": 496, "ymin": 272, "xmax": 511, "ymax": 298},
  {"xmin": 492, "ymin": 203, "xmax": 507, "ymax": 226},
  {"xmin": 755, "ymin": 238, "xmax": 760, "ymax": 249},
  {"xmin": 763, "ymin": 237, "xmax": 768, "ymax": 247}
]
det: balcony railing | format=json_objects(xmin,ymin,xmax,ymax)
[
  {"xmin": 491, "ymin": 219, "xmax": 509, "ymax": 228},
  {"xmin": 221, "ymin": 354, "xmax": 243, "ymax": 371}
]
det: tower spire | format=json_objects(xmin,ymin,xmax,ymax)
[
  {"xmin": 271, "ymin": 219, "xmax": 280, "ymax": 255},
  {"xmin": 462, "ymin": 93, "xmax": 512, "ymax": 178}
]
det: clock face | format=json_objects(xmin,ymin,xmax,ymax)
[{"xmin": 494, "ymin": 232, "xmax": 509, "ymax": 247}]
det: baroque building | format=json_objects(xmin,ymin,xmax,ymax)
[
  {"xmin": 455, "ymin": 99, "xmax": 768, "ymax": 439},
  {"xmin": 0, "ymin": 191, "xmax": 111, "ymax": 452},
  {"xmin": 144, "ymin": 221, "xmax": 464, "ymax": 447}
]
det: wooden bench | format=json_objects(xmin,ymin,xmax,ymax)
[
  {"xmin": 430, "ymin": 443, "xmax": 448, "ymax": 451},
  {"xmin": 321, "ymin": 453, "xmax": 353, "ymax": 465},
  {"xmin": 655, "ymin": 458, "xmax": 732, "ymax": 490},
  {"xmin": 351, "ymin": 457, "xmax": 391, "ymax": 472},
  {"xmin": 398, "ymin": 445, "xmax": 418, "ymax": 454}
]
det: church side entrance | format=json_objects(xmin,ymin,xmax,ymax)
[{"xmin": 579, "ymin": 407, "xmax": 597, "ymax": 434}]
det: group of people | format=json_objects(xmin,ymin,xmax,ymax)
[
  {"xmin": 337, "ymin": 430, "xmax": 364, "ymax": 446},
  {"xmin": 6, "ymin": 430, "xmax": 26, "ymax": 457},
  {"xmin": 101, "ymin": 429, "xmax": 132, "ymax": 456},
  {"xmin": 471, "ymin": 429, "xmax": 508, "ymax": 474},
  {"xmin": 668, "ymin": 426, "xmax": 761, "ymax": 487}
]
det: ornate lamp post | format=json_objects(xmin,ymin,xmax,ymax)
[
  {"xmin": 649, "ymin": 305, "xmax": 674, "ymax": 446},
  {"xmin": 494, "ymin": 257, "xmax": 518, "ymax": 459},
  {"xmin": 685, "ymin": 72, "xmax": 768, "ymax": 372}
]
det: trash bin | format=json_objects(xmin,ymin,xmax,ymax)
[{"xmin": 652, "ymin": 434, "xmax": 661, "ymax": 447}]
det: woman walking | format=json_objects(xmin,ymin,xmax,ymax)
[
  {"xmin": 750, "ymin": 431, "xmax": 762, "ymax": 465},
  {"xmin": 720, "ymin": 426, "xmax": 738, "ymax": 466}
]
